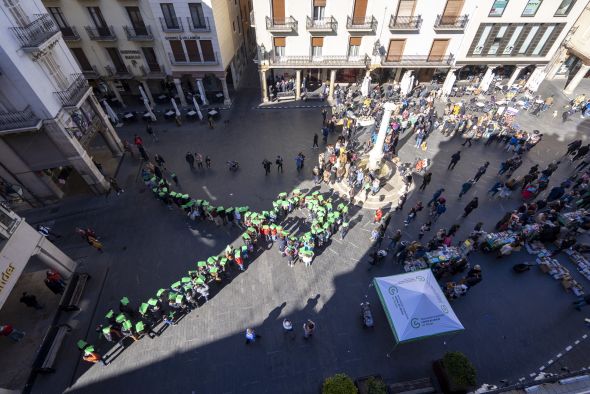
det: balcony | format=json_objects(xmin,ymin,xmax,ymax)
[
  {"xmin": 168, "ymin": 52, "xmax": 219, "ymax": 65},
  {"xmin": 53, "ymin": 74, "xmax": 90, "ymax": 108},
  {"xmin": 85, "ymin": 25, "xmax": 117, "ymax": 41},
  {"xmin": 159, "ymin": 17, "xmax": 183, "ymax": 32},
  {"xmin": 0, "ymin": 107, "xmax": 41, "ymax": 133},
  {"xmin": 389, "ymin": 15, "xmax": 422, "ymax": 31},
  {"xmin": 187, "ymin": 16, "xmax": 211, "ymax": 32},
  {"xmin": 268, "ymin": 54, "xmax": 370, "ymax": 68},
  {"xmin": 140, "ymin": 64, "xmax": 166, "ymax": 79},
  {"xmin": 123, "ymin": 25, "xmax": 153, "ymax": 41},
  {"xmin": 306, "ymin": 16, "xmax": 337, "ymax": 33},
  {"xmin": 265, "ymin": 16, "xmax": 298, "ymax": 33},
  {"xmin": 381, "ymin": 54, "xmax": 454, "ymax": 67},
  {"xmin": 434, "ymin": 15, "xmax": 468, "ymax": 32},
  {"xmin": 81, "ymin": 65, "xmax": 100, "ymax": 79},
  {"xmin": 9, "ymin": 14, "xmax": 60, "ymax": 52},
  {"xmin": 104, "ymin": 64, "xmax": 133, "ymax": 79},
  {"xmin": 346, "ymin": 16, "xmax": 377, "ymax": 32},
  {"xmin": 60, "ymin": 26, "xmax": 80, "ymax": 41}
]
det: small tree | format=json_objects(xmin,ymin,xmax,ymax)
[
  {"xmin": 322, "ymin": 373, "xmax": 358, "ymax": 394},
  {"xmin": 442, "ymin": 352, "xmax": 477, "ymax": 389},
  {"xmin": 367, "ymin": 376, "xmax": 387, "ymax": 394}
]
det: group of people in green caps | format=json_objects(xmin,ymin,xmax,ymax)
[{"xmin": 78, "ymin": 167, "xmax": 352, "ymax": 365}]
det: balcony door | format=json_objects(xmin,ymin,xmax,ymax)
[
  {"xmin": 106, "ymin": 48, "xmax": 127, "ymax": 73},
  {"xmin": 161, "ymin": 3, "xmax": 179, "ymax": 29},
  {"xmin": 428, "ymin": 39, "xmax": 449, "ymax": 62},
  {"xmin": 313, "ymin": 0, "xmax": 326, "ymax": 21},
  {"xmin": 88, "ymin": 7, "xmax": 109, "ymax": 36},
  {"xmin": 71, "ymin": 47, "xmax": 93, "ymax": 72},
  {"xmin": 272, "ymin": 0, "xmax": 285, "ymax": 24},
  {"xmin": 396, "ymin": 0, "xmax": 416, "ymax": 17},
  {"xmin": 141, "ymin": 47, "xmax": 161, "ymax": 72},
  {"xmin": 189, "ymin": 3, "xmax": 206, "ymax": 28},
  {"xmin": 200, "ymin": 40, "xmax": 215, "ymax": 62},
  {"xmin": 386, "ymin": 39, "xmax": 405, "ymax": 62},
  {"xmin": 441, "ymin": 0, "xmax": 464, "ymax": 23},
  {"xmin": 352, "ymin": 0, "xmax": 367, "ymax": 24},
  {"xmin": 126, "ymin": 7, "xmax": 147, "ymax": 35}
]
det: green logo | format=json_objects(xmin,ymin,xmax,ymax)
[{"xmin": 411, "ymin": 318, "xmax": 420, "ymax": 328}]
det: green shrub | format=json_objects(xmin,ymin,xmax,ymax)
[
  {"xmin": 367, "ymin": 376, "xmax": 387, "ymax": 394},
  {"xmin": 442, "ymin": 352, "xmax": 477, "ymax": 388},
  {"xmin": 322, "ymin": 373, "xmax": 358, "ymax": 394}
]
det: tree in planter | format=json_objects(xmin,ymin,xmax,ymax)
[
  {"xmin": 367, "ymin": 376, "xmax": 387, "ymax": 394},
  {"xmin": 443, "ymin": 352, "xmax": 477, "ymax": 389},
  {"xmin": 323, "ymin": 373, "xmax": 358, "ymax": 394}
]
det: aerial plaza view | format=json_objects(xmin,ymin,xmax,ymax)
[{"xmin": 1, "ymin": 0, "xmax": 590, "ymax": 393}]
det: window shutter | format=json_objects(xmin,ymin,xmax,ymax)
[
  {"xmin": 170, "ymin": 40, "xmax": 186, "ymax": 62},
  {"xmin": 397, "ymin": 0, "xmax": 416, "ymax": 17},
  {"xmin": 311, "ymin": 37, "xmax": 324, "ymax": 46},
  {"xmin": 386, "ymin": 39, "xmax": 406, "ymax": 62},
  {"xmin": 274, "ymin": 37, "xmax": 286, "ymax": 47},
  {"xmin": 428, "ymin": 39, "xmax": 449, "ymax": 61},
  {"xmin": 200, "ymin": 40, "xmax": 215, "ymax": 61},
  {"xmin": 442, "ymin": 0, "xmax": 464, "ymax": 17},
  {"xmin": 272, "ymin": 0, "xmax": 285, "ymax": 22},
  {"xmin": 314, "ymin": 0, "xmax": 327, "ymax": 6},
  {"xmin": 185, "ymin": 40, "xmax": 201, "ymax": 62},
  {"xmin": 349, "ymin": 37, "xmax": 362, "ymax": 46},
  {"xmin": 353, "ymin": 0, "xmax": 368, "ymax": 21}
]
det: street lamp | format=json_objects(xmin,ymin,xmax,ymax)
[
  {"xmin": 259, "ymin": 43, "xmax": 266, "ymax": 61},
  {"xmin": 373, "ymin": 40, "xmax": 381, "ymax": 56}
]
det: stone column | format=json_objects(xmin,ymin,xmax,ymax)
[
  {"xmin": 260, "ymin": 69, "xmax": 269, "ymax": 103},
  {"xmin": 107, "ymin": 80, "xmax": 126, "ymax": 108},
  {"xmin": 365, "ymin": 69, "xmax": 371, "ymax": 78},
  {"xmin": 196, "ymin": 78, "xmax": 209, "ymax": 105},
  {"xmin": 394, "ymin": 68, "xmax": 403, "ymax": 82},
  {"xmin": 442, "ymin": 68, "xmax": 458, "ymax": 95},
  {"xmin": 35, "ymin": 237, "xmax": 76, "ymax": 278},
  {"xmin": 88, "ymin": 94, "xmax": 123, "ymax": 156},
  {"xmin": 220, "ymin": 77, "xmax": 232, "ymax": 106},
  {"xmin": 295, "ymin": 70, "xmax": 301, "ymax": 100},
  {"xmin": 173, "ymin": 78, "xmax": 187, "ymax": 106},
  {"xmin": 507, "ymin": 65, "xmax": 525, "ymax": 87},
  {"xmin": 141, "ymin": 81, "xmax": 155, "ymax": 107},
  {"xmin": 230, "ymin": 61, "xmax": 239, "ymax": 89},
  {"xmin": 564, "ymin": 63, "xmax": 590, "ymax": 95},
  {"xmin": 328, "ymin": 69, "xmax": 336, "ymax": 101},
  {"xmin": 369, "ymin": 102, "xmax": 395, "ymax": 171}
]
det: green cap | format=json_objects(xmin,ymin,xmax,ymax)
[
  {"xmin": 241, "ymin": 245, "xmax": 247, "ymax": 252},
  {"xmin": 84, "ymin": 345, "xmax": 95, "ymax": 354},
  {"xmin": 147, "ymin": 298, "xmax": 158, "ymax": 306},
  {"xmin": 105, "ymin": 309, "xmax": 114, "ymax": 319},
  {"xmin": 220, "ymin": 257, "xmax": 228, "ymax": 266},
  {"xmin": 209, "ymin": 266, "xmax": 219, "ymax": 274},
  {"xmin": 235, "ymin": 250, "xmax": 241, "ymax": 258},
  {"xmin": 139, "ymin": 303, "xmax": 149, "ymax": 315},
  {"xmin": 115, "ymin": 313, "xmax": 126, "ymax": 323},
  {"xmin": 197, "ymin": 261, "xmax": 207, "ymax": 267},
  {"xmin": 171, "ymin": 281, "xmax": 181, "ymax": 289},
  {"xmin": 217, "ymin": 206, "xmax": 224, "ymax": 212},
  {"xmin": 242, "ymin": 233, "xmax": 250, "ymax": 240},
  {"xmin": 207, "ymin": 256, "xmax": 216, "ymax": 265},
  {"xmin": 77, "ymin": 339, "xmax": 88, "ymax": 350},
  {"xmin": 120, "ymin": 297, "xmax": 130, "ymax": 306},
  {"xmin": 293, "ymin": 188, "xmax": 300, "ymax": 194},
  {"xmin": 122, "ymin": 320, "xmax": 132, "ymax": 330},
  {"xmin": 181, "ymin": 277, "xmax": 192, "ymax": 283},
  {"xmin": 195, "ymin": 276, "xmax": 205, "ymax": 285},
  {"xmin": 156, "ymin": 288, "xmax": 166, "ymax": 297},
  {"xmin": 175, "ymin": 295, "xmax": 183, "ymax": 303},
  {"xmin": 102, "ymin": 326, "xmax": 111, "ymax": 335},
  {"xmin": 135, "ymin": 321, "xmax": 145, "ymax": 332}
]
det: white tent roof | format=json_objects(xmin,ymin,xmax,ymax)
[{"xmin": 374, "ymin": 270, "xmax": 464, "ymax": 343}]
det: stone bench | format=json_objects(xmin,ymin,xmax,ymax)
[
  {"xmin": 59, "ymin": 272, "xmax": 90, "ymax": 312},
  {"xmin": 32, "ymin": 324, "xmax": 72, "ymax": 373}
]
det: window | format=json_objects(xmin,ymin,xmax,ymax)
[
  {"xmin": 88, "ymin": 7, "xmax": 107, "ymax": 28},
  {"xmin": 4, "ymin": 0, "xmax": 30, "ymax": 27},
  {"xmin": 489, "ymin": 0, "xmax": 509, "ymax": 17},
  {"xmin": 106, "ymin": 48, "xmax": 127, "ymax": 73},
  {"xmin": 472, "ymin": 25, "xmax": 492, "ymax": 55},
  {"xmin": 126, "ymin": 7, "xmax": 147, "ymax": 35},
  {"xmin": 348, "ymin": 37, "xmax": 361, "ymax": 57},
  {"xmin": 313, "ymin": 0, "xmax": 326, "ymax": 20},
  {"xmin": 311, "ymin": 37, "xmax": 323, "ymax": 56},
  {"xmin": 71, "ymin": 47, "xmax": 93, "ymax": 72},
  {"xmin": 42, "ymin": 53, "xmax": 69, "ymax": 90},
  {"xmin": 503, "ymin": 25, "xmax": 523, "ymax": 54},
  {"xmin": 141, "ymin": 47, "xmax": 161, "ymax": 71},
  {"xmin": 200, "ymin": 40, "xmax": 215, "ymax": 61},
  {"xmin": 532, "ymin": 25, "xmax": 554, "ymax": 55},
  {"xmin": 170, "ymin": 40, "xmax": 186, "ymax": 62},
  {"xmin": 522, "ymin": 0, "xmax": 542, "ymax": 16},
  {"xmin": 232, "ymin": 21, "xmax": 236, "ymax": 32},
  {"xmin": 160, "ymin": 3, "xmax": 178, "ymax": 28},
  {"xmin": 185, "ymin": 40, "xmax": 201, "ymax": 62},
  {"xmin": 487, "ymin": 25, "xmax": 508, "ymax": 55},
  {"xmin": 47, "ymin": 7, "xmax": 68, "ymax": 28},
  {"xmin": 519, "ymin": 25, "xmax": 539, "ymax": 53},
  {"xmin": 396, "ymin": 0, "xmax": 416, "ymax": 17},
  {"xmin": 189, "ymin": 3, "xmax": 206, "ymax": 28},
  {"xmin": 274, "ymin": 37, "xmax": 285, "ymax": 57},
  {"xmin": 555, "ymin": 0, "xmax": 576, "ymax": 16},
  {"xmin": 386, "ymin": 39, "xmax": 405, "ymax": 62}
]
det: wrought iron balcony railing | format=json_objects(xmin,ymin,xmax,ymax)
[
  {"xmin": 104, "ymin": 64, "xmax": 132, "ymax": 78},
  {"xmin": 306, "ymin": 16, "xmax": 337, "ymax": 32},
  {"xmin": 159, "ymin": 17, "xmax": 183, "ymax": 32},
  {"xmin": 60, "ymin": 26, "xmax": 80, "ymax": 41},
  {"xmin": 187, "ymin": 16, "xmax": 211, "ymax": 32},
  {"xmin": 10, "ymin": 14, "xmax": 59, "ymax": 49},
  {"xmin": 0, "ymin": 107, "xmax": 41, "ymax": 132},
  {"xmin": 434, "ymin": 15, "xmax": 469, "ymax": 30},
  {"xmin": 123, "ymin": 25, "xmax": 153, "ymax": 40},
  {"xmin": 265, "ymin": 16, "xmax": 298, "ymax": 33},
  {"xmin": 268, "ymin": 54, "xmax": 370, "ymax": 67},
  {"xmin": 53, "ymin": 74, "xmax": 90, "ymax": 107},
  {"xmin": 381, "ymin": 54, "xmax": 454, "ymax": 66},
  {"xmin": 346, "ymin": 15, "xmax": 377, "ymax": 31},
  {"xmin": 168, "ymin": 52, "xmax": 219, "ymax": 65},
  {"xmin": 140, "ymin": 64, "xmax": 166, "ymax": 78},
  {"xmin": 85, "ymin": 25, "xmax": 117, "ymax": 41},
  {"xmin": 389, "ymin": 15, "xmax": 422, "ymax": 30},
  {"xmin": 81, "ymin": 65, "xmax": 100, "ymax": 79}
]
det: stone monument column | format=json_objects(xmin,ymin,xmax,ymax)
[{"xmin": 368, "ymin": 102, "xmax": 395, "ymax": 171}]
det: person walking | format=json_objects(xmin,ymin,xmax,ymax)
[
  {"xmin": 427, "ymin": 188, "xmax": 445, "ymax": 206},
  {"xmin": 303, "ymin": 319, "xmax": 316, "ymax": 339},
  {"xmin": 458, "ymin": 180, "xmax": 475, "ymax": 199},
  {"xmin": 448, "ymin": 151, "xmax": 461, "ymax": 170},
  {"xmin": 276, "ymin": 156, "xmax": 284, "ymax": 173},
  {"xmin": 195, "ymin": 153, "xmax": 204, "ymax": 169},
  {"xmin": 321, "ymin": 108, "xmax": 327, "ymax": 125},
  {"xmin": 572, "ymin": 144, "xmax": 590, "ymax": 162},
  {"xmin": 205, "ymin": 156, "xmax": 211, "ymax": 168},
  {"xmin": 87, "ymin": 235, "xmax": 103, "ymax": 253},
  {"xmin": 566, "ymin": 139, "xmax": 582, "ymax": 156},
  {"xmin": 108, "ymin": 177, "xmax": 124, "ymax": 196},
  {"xmin": 262, "ymin": 159, "xmax": 271, "ymax": 175},
  {"xmin": 208, "ymin": 114, "xmax": 215, "ymax": 129},
  {"xmin": 473, "ymin": 162, "xmax": 489, "ymax": 183},
  {"xmin": 185, "ymin": 152, "xmax": 195, "ymax": 169},
  {"xmin": 419, "ymin": 172, "xmax": 432, "ymax": 191},
  {"xmin": 146, "ymin": 123, "xmax": 158, "ymax": 143},
  {"xmin": 154, "ymin": 154, "xmax": 166, "ymax": 168},
  {"xmin": 282, "ymin": 319, "xmax": 295, "ymax": 340},
  {"xmin": 245, "ymin": 328, "xmax": 260, "ymax": 344},
  {"xmin": 0, "ymin": 324, "xmax": 25, "ymax": 342},
  {"xmin": 20, "ymin": 292, "xmax": 43, "ymax": 310},
  {"xmin": 388, "ymin": 229, "xmax": 402, "ymax": 250},
  {"xmin": 462, "ymin": 197, "xmax": 479, "ymax": 218},
  {"xmin": 313, "ymin": 134, "xmax": 319, "ymax": 149}
]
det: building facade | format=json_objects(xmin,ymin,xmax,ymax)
[
  {"xmin": 251, "ymin": 0, "xmax": 588, "ymax": 102},
  {"xmin": 0, "ymin": 0, "xmax": 123, "ymax": 207},
  {"xmin": 546, "ymin": 1, "xmax": 590, "ymax": 94},
  {"xmin": 40, "ymin": 0, "xmax": 249, "ymax": 107}
]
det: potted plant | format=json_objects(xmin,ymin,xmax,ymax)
[
  {"xmin": 433, "ymin": 352, "xmax": 477, "ymax": 394},
  {"xmin": 322, "ymin": 373, "xmax": 358, "ymax": 394},
  {"xmin": 355, "ymin": 375, "xmax": 387, "ymax": 394}
]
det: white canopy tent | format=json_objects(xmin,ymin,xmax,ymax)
[{"xmin": 373, "ymin": 270, "xmax": 464, "ymax": 344}]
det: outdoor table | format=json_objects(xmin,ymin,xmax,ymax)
[
  {"xmin": 476, "ymin": 102, "xmax": 485, "ymax": 107},
  {"xmin": 215, "ymin": 93, "xmax": 223, "ymax": 99},
  {"xmin": 164, "ymin": 110, "xmax": 175, "ymax": 120},
  {"xmin": 186, "ymin": 110, "xmax": 197, "ymax": 119},
  {"xmin": 142, "ymin": 112, "xmax": 152, "ymax": 119},
  {"xmin": 123, "ymin": 112, "xmax": 135, "ymax": 120}
]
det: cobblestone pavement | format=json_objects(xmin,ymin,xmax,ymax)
[{"xmin": 21, "ymin": 78, "xmax": 590, "ymax": 394}]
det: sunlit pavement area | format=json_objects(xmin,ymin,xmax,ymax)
[{"xmin": 10, "ymin": 77, "xmax": 590, "ymax": 393}]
